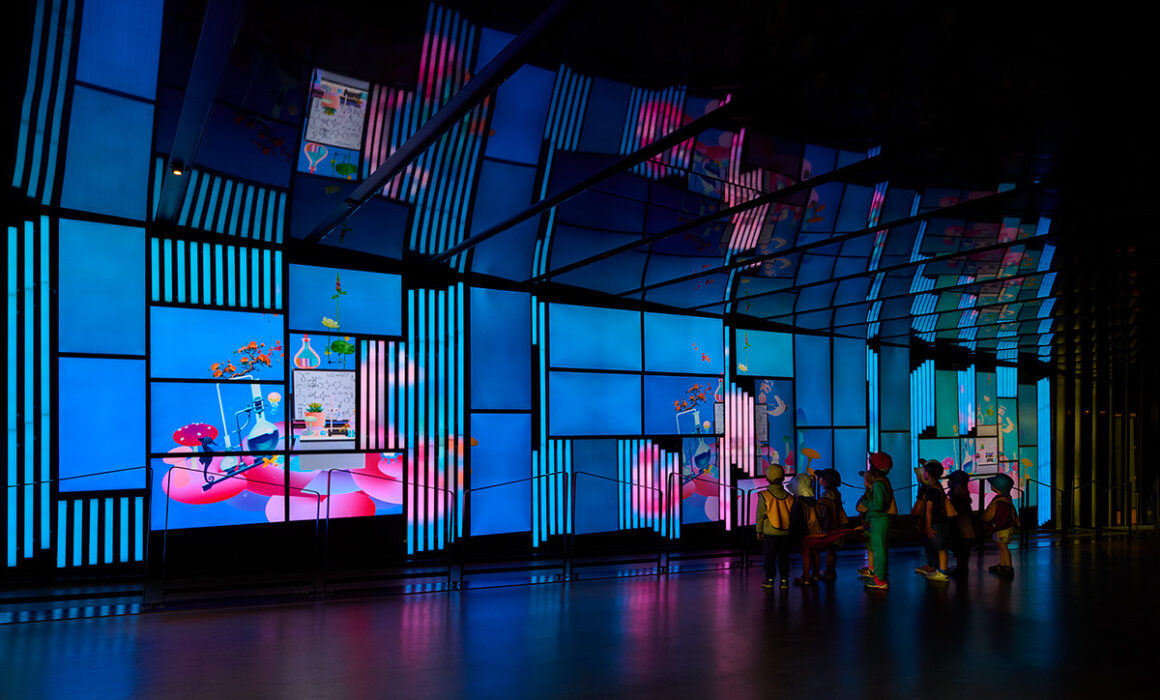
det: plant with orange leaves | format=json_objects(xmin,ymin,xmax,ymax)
[{"xmin": 210, "ymin": 339, "xmax": 283, "ymax": 379}]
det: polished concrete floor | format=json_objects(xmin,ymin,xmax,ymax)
[{"xmin": 1, "ymin": 536, "xmax": 1155, "ymax": 698}]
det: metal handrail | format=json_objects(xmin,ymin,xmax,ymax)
[
  {"xmin": 159, "ymin": 463, "xmax": 323, "ymax": 607},
  {"xmin": 320, "ymin": 468, "xmax": 458, "ymax": 593},
  {"xmin": 664, "ymin": 471, "xmax": 748, "ymax": 570},
  {"xmin": 456, "ymin": 471, "xmax": 570, "ymax": 586},
  {"xmin": 570, "ymin": 470, "xmax": 665, "ymax": 580}
]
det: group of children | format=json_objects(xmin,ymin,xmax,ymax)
[{"xmin": 754, "ymin": 450, "xmax": 1021, "ymax": 591}]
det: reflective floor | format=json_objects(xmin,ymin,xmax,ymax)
[{"xmin": 1, "ymin": 536, "xmax": 1155, "ymax": 698}]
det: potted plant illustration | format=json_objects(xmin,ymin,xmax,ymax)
[{"xmin": 304, "ymin": 402, "xmax": 326, "ymax": 436}]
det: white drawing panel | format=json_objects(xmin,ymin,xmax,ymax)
[
  {"xmin": 293, "ymin": 370, "xmax": 357, "ymax": 421},
  {"xmin": 305, "ymin": 70, "xmax": 370, "ymax": 151}
]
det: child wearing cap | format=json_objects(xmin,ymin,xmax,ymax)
[
  {"xmin": 790, "ymin": 475, "xmax": 826, "ymax": 585},
  {"xmin": 756, "ymin": 464, "xmax": 795, "ymax": 590},
  {"xmin": 816, "ymin": 468, "xmax": 849, "ymax": 580},
  {"xmin": 982, "ymin": 473, "xmax": 1020, "ymax": 577},
  {"xmin": 912, "ymin": 460, "xmax": 953, "ymax": 582},
  {"xmin": 946, "ymin": 470, "xmax": 976, "ymax": 576},
  {"xmin": 857, "ymin": 451, "xmax": 897, "ymax": 590}
]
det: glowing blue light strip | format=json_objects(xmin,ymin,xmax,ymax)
[
  {"xmin": 263, "ymin": 249, "xmax": 272, "ymax": 308},
  {"xmin": 437, "ymin": 289, "xmax": 446, "ymax": 548},
  {"xmin": 176, "ymin": 241, "xmax": 186, "ymax": 303},
  {"xmin": 24, "ymin": 222, "xmax": 35, "ymax": 559},
  {"xmin": 26, "ymin": 0, "xmax": 61, "ymax": 199},
  {"xmin": 40, "ymin": 0, "xmax": 75, "ymax": 205},
  {"xmin": 214, "ymin": 244, "xmax": 224, "ymax": 305},
  {"xmin": 228, "ymin": 186, "xmax": 244, "ymax": 238},
  {"xmin": 427, "ymin": 290, "xmax": 436, "ymax": 549},
  {"xmin": 204, "ymin": 176, "xmax": 221, "ymax": 231},
  {"xmin": 238, "ymin": 248, "xmax": 248, "ymax": 307},
  {"xmin": 264, "ymin": 190, "xmax": 276, "ymax": 243},
  {"xmin": 241, "ymin": 186, "xmax": 255, "ymax": 240},
  {"xmin": 12, "ymin": 0, "xmax": 46, "ymax": 188},
  {"xmin": 252, "ymin": 189, "xmax": 265, "ymax": 240},
  {"xmin": 189, "ymin": 238, "xmax": 201, "ymax": 303},
  {"xmin": 161, "ymin": 239, "xmax": 173, "ymax": 302},
  {"xmin": 72, "ymin": 500, "xmax": 81, "ymax": 566},
  {"xmin": 192, "ymin": 172, "xmax": 211, "ymax": 227},
  {"xmin": 997, "ymin": 366, "xmax": 1017, "ymax": 398},
  {"xmin": 6, "ymin": 227, "xmax": 17, "ymax": 567},
  {"xmin": 456, "ymin": 283, "xmax": 464, "ymax": 535},
  {"xmin": 88, "ymin": 498, "xmax": 98, "ymax": 566},
  {"xmin": 867, "ymin": 347, "xmax": 879, "ymax": 452},
  {"xmin": 201, "ymin": 243, "xmax": 211, "ymax": 300},
  {"xmin": 250, "ymin": 249, "xmax": 259, "ymax": 308},
  {"xmin": 178, "ymin": 170, "xmax": 198, "ymax": 226},
  {"xmin": 1037, "ymin": 377, "xmax": 1051, "ymax": 525},
  {"xmin": 275, "ymin": 192, "xmax": 286, "ymax": 243},
  {"xmin": 40, "ymin": 217, "xmax": 49, "ymax": 549},
  {"xmin": 274, "ymin": 251, "xmax": 283, "ymax": 309},
  {"xmin": 216, "ymin": 181, "xmax": 233, "ymax": 233},
  {"xmin": 103, "ymin": 498, "xmax": 113, "ymax": 564},
  {"xmin": 406, "ymin": 290, "xmax": 415, "ymax": 554},
  {"xmin": 56, "ymin": 502, "xmax": 66, "ymax": 568},
  {"xmin": 226, "ymin": 245, "xmax": 237, "ymax": 307},
  {"xmin": 152, "ymin": 158, "xmax": 163, "ymax": 218},
  {"xmin": 120, "ymin": 497, "xmax": 129, "ymax": 563}
]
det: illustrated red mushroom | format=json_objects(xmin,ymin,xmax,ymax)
[{"xmin": 173, "ymin": 423, "xmax": 219, "ymax": 447}]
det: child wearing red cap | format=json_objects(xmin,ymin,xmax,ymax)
[
  {"xmin": 858, "ymin": 451, "xmax": 897, "ymax": 590},
  {"xmin": 982, "ymin": 473, "xmax": 1020, "ymax": 577}
]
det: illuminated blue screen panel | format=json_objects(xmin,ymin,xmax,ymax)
[
  {"xmin": 470, "ymin": 287, "xmax": 531, "ymax": 410},
  {"xmin": 833, "ymin": 428, "xmax": 868, "ymax": 496},
  {"xmin": 58, "ymin": 358, "xmax": 145, "ymax": 491},
  {"xmin": 794, "ymin": 335, "xmax": 831, "ymax": 426},
  {"xmin": 469, "ymin": 413, "xmax": 532, "ymax": 536},
  {"xmin": 61, "ymin": 86, "xmax": 152, "ymax": 220},
  {"xmin": 832, "ymin": 338, "xmax": 866, "ymax": 426},
  {"xmin": 549, "ymin": 372, "xmax": 641, "ymax": 436},
  {"xmin": 643, "ymin": 313, "xmax": 722, "ymax": 373},
  {"xmin": 936, "ymin": 370, "xmax": 958, "ymax": 436},
  {"xmin": 482, "ymin": 61, "xmax": 553, "ymax": 164},
  {"xmin": 150, "ymin": 381, "xmax": 286, "ymax": 455},
  {"xmin": 75, "ymin": 0, "xmax": 163, "ymax": 99},
  {"xmin": 880, "ymin": 431, "xmax": 912, "ymax": 494},
  {"xmin": 548, "ymin": 304, "xmax": 641, "ymax": 371},
  {"xmin": 150, "ymin": 307, "xmax": 284, "ymax": 378},
  {"xmin": 289, "ymin": 264, "xmax": 401, "ymax": 336},
  {"xmin": 879, "ymin": 345, "xmax": 909, "ymax": 431},
  {"xmin": 796, "ymin": 428, "xmax": 833, "ymax": 473},
  {"xmin": 756, "ymin": 379, "xmax": 795, "ymax": 466},
  {"xmin": 573, "ymin": 440, "xmax": 619, "ymax": 535},
  {"xmin": 736, "ymin": 328, "xmax": 793, "ymax": 376},
  {"xmin": 469, "ymin": 159, "xmax": 538, "ymax": 280},
  {"xmin": 58, "ymin": 219, "xmax": 145, "ymax": 354},
  {"xmin": 643, "ymin": 375, "xmax": 721, "ymax": 435},
  {"xmin": 919, "ymin": 438, "xmax": 959, "ymax": 471},
  {"xmin": 1018, "ymin": 384, "xmax": 1038, "ymax": 446}
]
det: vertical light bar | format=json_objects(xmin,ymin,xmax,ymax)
[
  {"xmin": 191, "ymin": 173, "xmax": 211, "ymax": 228},
  {"xmin": 565, "ymin": 441, "xmax": 573, "ymax": 533},
  {"xmin": 437, "ymin": 290, "xmax": 446, "ymax": 548},
  {"xmin": 72, "ymin": 499, "xmax": 82, "ymax": 567},
  {"xmin": 385, "ymin": 341, "xmax": 393, "ymax": 449},
  {"xmin": 649, "ymin": 443, "xmax": 659, "ymax": 531},
  {"xmin": 274, "ymin": 250, "xmax": 283, "ymax": 309},
  {"xmin": 1037, "ymin": 377, "xmax": 1052, "ymax": 525},
  {"xmin": 26, "ymin": 0, "xmax": 61, "ymax": 198},
  {"xmin": 24, "ymin": 221, "xmax": 35, "ymax": 559},
  {"xmin": 537, "ymin": 302, "xmax": 548, "ymax": 544},
  {"xmin": 12, "ymin": 0, "xmax": 45, "ymax": 189},
  {"xmin": 532, "ymin": 451, "xmax": 540, "ymax": 546},
  {"xmin": 360, "ymin": 340, "xmax": 370, "ymax": 449},
  {"xmin": 152, "ymin": 158, "xmax": 163, "ymax": 218},
  {"xmin": 134, "ymin": 496, "xmax": 144, "ymax": 561},
  {"xmin": 161, "ymin": 238, "xmax": 173, "ymax": 302},
  {"xmin": 119, "ymin": 497, "xmax": 129, "ymax": 563},
  {"xmin": 214, "ymin": 244, "xmax": 224, "ymax": 305},
  {"xmin": 103, "ymin": 497, "xmax": 113, "ymax": 564},
  {"xmin": 262, "ymin": 249, "xmax": 272, "ymax": 309},
  {"xmin": 228, "ymin": 185, "xmax": 244, "ymax": 237},
  {"xmin": 88, "ymin": 498, "xmax": 98, "ymax": 566},
  {"xmin": 149, "ymin": 237, "xmax": 161, "ymax": 301},
  {"xmin": 426, "ymin": 290, "xmax": 435, "ymax": 548},
  {"xmin": 175, "ymin": 241, "xmax": 186, "ymax": 303},
  {"xmin": 215, "ymin": 181, "xmax": 233, "ymax": 233},
  {"xmin": 250, "ymin": 247, "xmax": 259, "ymax": 308},
  {"xmin": 190, "ymin": 242, "xmax": 200, "ymax": 303},
  {"xmin": 275, "ymin": 192, "xmax": 286, "ymax": 243},
  {"xmin": 39, "ymin": 217, "xmax": 50, "ymax": 549},
  {"xmin": 616, "ymin": 442, "xmax": 623, "ymax": 531},
  {"xmin": 177, "ymin": 170, "xmax": 197, "ymax": 226},
  {"xmin": 238, "ymin": 247, "xmax": 249, "ymax": 307},
  {"xmin": 204, "ymin": 176, "xmax": 221, "ymax": 231},
  {"xmin": 226, "ymin": 245, "xmax": 237, "ymax": 306},
  {"xmin": 241, "ymin": 186, "xmax": 255, "ymax": 239},
  {"xmin": 456, "ymin": 283, "xmax": 465, "ymax": 536},
  {"xmin": 57, "ymin": 501, "xmax": 67, "ymax": 568},
  {"xmin": 406, "ymin": 290, "xmax": 416, "ymax": 554}
]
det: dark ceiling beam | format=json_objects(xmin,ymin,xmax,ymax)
[
  {"xmin": 435, "ymin": 96, "xmax": 741, "ymax": 262},
  {"xmin": 529, "ymin": 150, "xmax": 885, "ymax": 285},
  {"xmin": 303, "ymin": 0, "xmax": 577, "ymax": 245},
  {"xmin": 615, "ymin": 181, "xmax": 1040, "ymax": 301},
  {"xmin": 155, "ymin": 0, "xmax": 246, "ymax": 222}
]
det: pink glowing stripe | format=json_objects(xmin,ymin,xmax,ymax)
[
  {"xmin": 377, "ymin": 341, "xmax": 386, "ymax": 448},
  {"xmin": 359, "ymin": 344, "xmax": 369, "ymax": 447},
  {"xmin": 650, "ymin": 442, "xmax": 659, "ymax": 531}
]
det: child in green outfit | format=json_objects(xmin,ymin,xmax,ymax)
[{"xmin": 857, "ymin": 451, "xmax": 896, "ymax": 590}]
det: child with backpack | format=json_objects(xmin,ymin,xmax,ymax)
[
  {"xmin": 912, "ymin": 460, "xmax": 953, "ymax": 582},
  {"xmin": 791, "ymin": 475, "xmax": 826, "ymax": 585},
  {"xmin": 982, "ymin": 473, "xmax": 1020, "ymax": 577},
  {"xmin": 756, "ymin": 463, "xmax": 795, "ymax": 590},
  {"xmin": 816, "ymin": 468, "xmax": 850, "ymax": 580}
]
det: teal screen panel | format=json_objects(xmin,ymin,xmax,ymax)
[
  {"xmin": 58, "ymin": 219, "xmax": 145, "ymax": 354},
  {"xmin": 794, "ymin": 335, "xmax": 831, "ymax": 426},
  {"xmin": 548, "ymin": 304, "xmax": 641, "ymax": 371},
  {"xmin": 58, "ymin": 358, "xmax": 146, "ymax": 491},
  {"xmin": 936, "ymin": 369, "xmax": 959, "ymax": 437},
  {"xmin": 879, "ymin": 345, "xmax": 909, "ymax": 431},
  {"xmin": 643, "ymin": 313, "xmax": 722, "ymax": 373},
  {"xmin": 75, "ymin": 0, "xmax": 163, "ymax": 99},
  {"xmin": 548, "ymin": 372, "xmax": 641, "ymax": 436},
  {"xmin": 470, "ymin": 287, "xmax": 531, "ymax": 410},
  {"xmin": 574, "ymin": 439, "xmax": 619, "ymax": 535},
  {"xmin": 469, "ymin": 413, "xmax": 532, "ymax": 536},
  {"xmin": 61, "ymin": 86, "xmax": 152, "ymax": 220},
  {"xmin": 977, "ymin": 372, "xmax": 998, "ymax": 424},
  {"xmin": 1018, "ymin": 384, "xmax": 1038, "ymax": 445},
  {"xmin": 833, "ymin": 428, "xmax": 868, "ymax": 496},
  {"xmin": 289, "ymin": 264, "xmax": 401, "ymax": 336},
  {"xmin": 832, "ymin": 337, "xmax": 866, "ymax": 426},
  {"xmin": 735, "ymin": 328, "xmax": 793, "ymax": 376}
]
